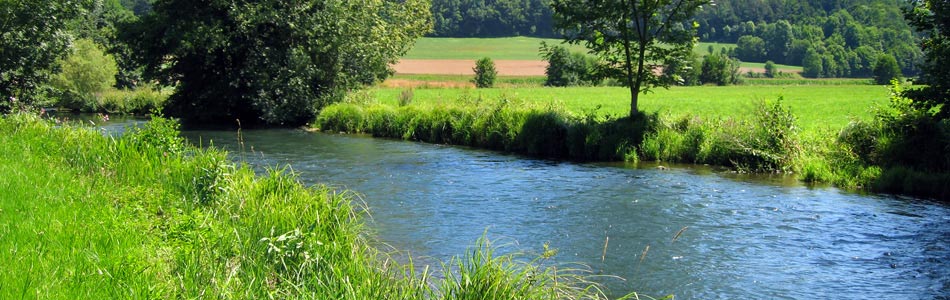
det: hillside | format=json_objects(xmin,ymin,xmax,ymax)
[{"xmin": 428, "ymin": 0, "xmax": 922, "ymax": 78}]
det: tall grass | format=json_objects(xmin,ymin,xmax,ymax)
[
  {"xmin": 316, "ymin": 94, "xmax": 652, "ymax": 161},
  {"xmin": 0, "ymin": 114, "xmax": 621, "ymax": 299},
  {"xmin": 316, "ymin": 93, "xmax": 802, "ymax": 172}
]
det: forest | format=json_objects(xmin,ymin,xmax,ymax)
[{"xmin": 429, "ymin": 0, "xmax": 923, "ymax": 78}]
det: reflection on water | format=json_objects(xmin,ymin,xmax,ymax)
[{"xmin": 179, "ymin": 128, "xmax": 950, "ymax": 299}]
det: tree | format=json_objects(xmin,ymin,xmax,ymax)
[
  {"xmin": 472, "ymin": 57, "xmax": 498, "ymax": 88},
  {"xmin": 700, "ymin": 52, "xmax": 740, "ymax": 85},
  {"xmin": 872, "ymin": 53, "xmax": 902, "ymax": 85},
  {"xmin": 735, "ymin": 35, "xmax": 766, "ymax": 62},
  {"xmin": 762, "ymin": 20, "xmax": 793, "ymax": 64},
  {"xmin": 541, "ymin": 42, "xmax": 602, "ymax": 86},
  {"xmin": 0, "ymin": 0, "xmax": 87, "ymax": 112},
  {"xmin": 553, "ymin": 0, "xmax": 708, "ymax": 117},
  {"xmin": 903, "ymin": 0, "xmax": 950, "ymax": 118},
  {"xmin": 801, "ymin": 48, "xmax": 823, "ymax": 78},
  {"xmin": 51, "ymin": 38, "xmax": 119, "ymax": 109},
  {"xmin": 122, "ymin": 0, "xmax": 431, "ymax": 126}
]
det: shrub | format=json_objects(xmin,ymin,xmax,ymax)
[
  {"xmin": 98, "ymin": 84, "xmax": 167, "ymax": 115},
  {"xmin": 472, "ymin": 57, "xmax": 497, "ymax": 88},
  {"xmin": 764, "ymin": 60, "xmax": 778, "ymax": 78},
  {"xmin": 541, "ymin": 43, "xmax": 602, "ymax": 87},
  {"xmin": 700, "ymin": 53, "xmax": 741, "ymax": 85},
  {"xmin": 872, "ymin": 54, "xmax": 902, "ymax": 85}
]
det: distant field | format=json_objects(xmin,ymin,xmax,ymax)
[
  {"xmin": 404, "ymin": 37, "xmax": 586, "ymax": 60},
  {"xmin": 402, "ymin": 37, "xmax": 803, "ymax": 73},
  {"xmin": 371, "ymin": 85, "xmax": 890, "ymax": 132}
]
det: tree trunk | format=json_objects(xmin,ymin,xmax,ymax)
[
  {"xmin": 622, "ymin": 22, "xmax": 638, "ymax": 117},
  {"xmin": 631, "ymin": 42, "xmax": 648, "ymax": 118}
]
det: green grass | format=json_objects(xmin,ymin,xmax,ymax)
[
  {"xmin": 0, "ymin": 114, "xmax": 621, "ymax": 299},
  {"xmin": 371, "ymin": 85, "xmax": 889, "ymax": 132}
]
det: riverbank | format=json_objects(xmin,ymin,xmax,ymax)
[
  {"xmin": 0, "ymin": 114, "xmax": 619, "ymax": 299},
  {"xmin": 313, "ymin": 85, "xmax": 949, "ymax": 200}
]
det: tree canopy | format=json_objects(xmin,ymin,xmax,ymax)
[
  {"xmin": 553, "ymin": 0, "xmax": 708, "ymax": 117},
  {"xmin": 0, "ymin": 0, "xmax": 87, "ymax": 111},
  {"xmin": 431, "ymin": 0, "xmax": 556, "ymax": 37},
  {"xmin": 122, "ymin": 0, "xmax": 431, "ymax": 126},
  {"xmin": 903, "ymin": 0, "xmax": 950, "ymax": 118}
]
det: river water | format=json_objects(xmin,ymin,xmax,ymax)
[{"xmin": 171, "ymin": 127, "xmax": 949, "ymax": 299}]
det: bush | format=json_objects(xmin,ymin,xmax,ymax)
[
  {"xmin": 872, "ymin": 54, "xmax": 902, "ymax": 85},
  {"xmin": 700, "ymin": 53, "xmax": 741, "ymax": 85},
  {"xmin": 97, "ymin": 84, "xmax": 167, "ymax": 115},
  {"xmin": 541, "ymin": 43, "xmax": 602, "ymax": 87},
  {"xmin": 764, "ymin": 60, "xmax": 778, "ymax": 78},
  {"xmin": 473, "ymin": 57, "xmax": 497, "ymax": 88}
]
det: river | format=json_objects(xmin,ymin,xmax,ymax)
[{"xmin": 171, "ymin": 126, "xmax": 949, "ymax": 299}]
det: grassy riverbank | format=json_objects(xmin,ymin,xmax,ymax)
[
  {"xmin": 0, "ymin": 114, "xmax": 620, "ymax": 299},
  {"xmin": 315, "ymin": 84, "xmax": 949, "ymax": 200}
]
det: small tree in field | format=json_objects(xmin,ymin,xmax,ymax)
[
  {"xmin": 473, "ymin": 57, "xmax": 497, "ymax": 88},
  {"xmin": 553, "ymin": 0, "xmax": 708, "ymax": 117},
  {"xmin": 764, "ymin": 60, "xmax": 778, "ymax": 78},
  {"xmin": 872, "ymin": 54, "xmax": 902, "ymax": 85}
]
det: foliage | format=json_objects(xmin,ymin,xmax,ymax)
[
  {"xmin": 553, "ymin": 0, "xmax": 708, "ymax": 117},
  {"xmin": 0, "ymin": 114, "xmax": 622, "ymax": 298},
  {"xmin": 0, "ymin": 0, "xmax": 86, "ymax": 111},
  {"xmin": 764, "ymin": 60, "xmax": 778, "ymax": 78},
  {"xmin": 662, "ymin": 49, "xmax": 701, "ymax": 86},
  {"xmin": 735, "ymin": 35, "xmax": 766, "ymax": 62},
  {"xmin": 700, "ymin": 53, "xmax": 741, "ymax": 85},
  {"xmin": 473, "ymin": 57, "xmax": 498, "ymax": 88},
  {"xmin": 872, "ymin": 54, "xmax": 902, "ymax": 85},
  {"xmin": 430, "ymin": 0, "xmax": 556, "ymax": 37},
  {"xmin": 97, "ymin": 84, "xmax": 168, "ymax": 115},
  {"xmin": 70, "ymin": 0, "xmax": 144, "ymax": 89},
  {"xmin": 903, "ymin": 0, "xmax": 950, "ymax": 119},
  {"xmin": 695, "ymin": 0, "xmax": 922, "ymax": 77},
  {"xmin": 50, "ymin": 38, "xmax": 119, "ymax": 110},
  {"xmin": 122, "ymin": 0, "xmax": 431, "ymax": 126},
  {"xmin": 801, "ymin": 48, "xmax": 824, "ymax": 78},
  {"xmin": 540, "ymin": 42, "xmax": 602, "ymax": 87},
  {"xmin": 641, "ymin": 100, "xmax": 799, "ymax": 172}
]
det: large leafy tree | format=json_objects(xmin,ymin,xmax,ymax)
[
  {"xmin": 0, "ymin": 0, "xmax": 87, "ymax": 111},
  {"xmin": 122, "ymin": 0, "xmax": 430, "ymax": 126},
  {"xmin": 904, "ymin": 0, "xmax": 950, "ymax": 119},
  {"xmin": 552, "ymin": 0, "xmax": 708, "ymax": 117}
]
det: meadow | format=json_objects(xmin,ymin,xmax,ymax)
[{"xmin": 370, "ymin": 85, "xmax": 890, "ymax": 132}]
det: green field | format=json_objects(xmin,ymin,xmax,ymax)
[
  {"xmin": 404, "ymin": 37, "xmax": 803, "ymax": 72},
  {"xmin": 371, "ymin": 85, "xmax": 890, "ymax": 132}
]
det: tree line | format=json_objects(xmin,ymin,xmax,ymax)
[
  {"xmin": 700, "ymin": 0, "xmax": 922, "ymax": 78},
  {"xmin": 429, "ymin": 0, "xmax": 923, "ymax": 79}
]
